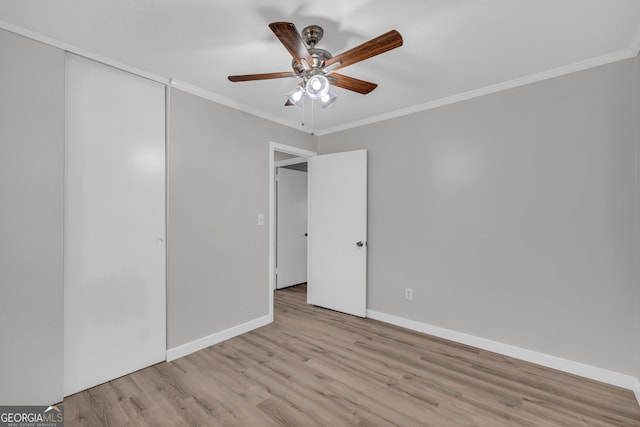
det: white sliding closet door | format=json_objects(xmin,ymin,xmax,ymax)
[{"xmin": 64, "ymin": 54, "xmax": 166, "ymax": 396}]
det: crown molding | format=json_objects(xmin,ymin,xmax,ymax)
[
  {"xmin": 315, "ymin": 47, "xmax": 638, "ymax": 136},
  {"xmin": 0, "ymin": 20, "xmax": 310, "ymax": 134},
  {"xmin": 169, "ymin": 80, "xmax": 307, "ymax": 133},
  {"xmin": 2, "ymin": 19, "xmax": 639, "ymax": 137},
  {"xmin": 176, "ymin": 42, "xmax": 638, "ymax": 137},
  {"xmin": 0, "ymin": 20, "xmax": 169, "ymax": 85}
]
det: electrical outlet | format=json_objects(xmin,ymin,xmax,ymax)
[{"xmin": 404, "ymin": 288, "xmax": 413, "ymax": 301}]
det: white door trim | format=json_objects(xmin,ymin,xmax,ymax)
[
  {"xmin": 275, "ymin": 156, "xmax": 309, "ymax": 168},
  {"xmin": 269, "ymin": 142, "xmax": 317, "ymax": 319}
]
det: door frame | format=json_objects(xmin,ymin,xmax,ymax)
[{"xmin": 268, "ymin": 142, "xmax": 316, "ymax": 319}]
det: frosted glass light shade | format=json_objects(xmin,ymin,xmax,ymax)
[
  {"xmin": 286, "ymin": 86, "xmax": 305, "ymax": 108},
  {"xmin": 319, "ymin": 91, "xmax": 337, "ymax": 109},
  {"xmin": 305, "ymin": 75, "xmax": 330, "ymax": 100}
]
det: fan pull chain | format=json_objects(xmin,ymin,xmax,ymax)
[
  {"xmin": 298, "ymin": 95, "xmax": 316, "ymax": 136},
  {"xmin": 310, "ymin": 99, "xmax": 315, "ymax": 136}
]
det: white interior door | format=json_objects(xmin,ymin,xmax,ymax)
[
  {"xmin": 64, "ymin": 54, "xmax": 166, "ymax": 396},
  {"xmin": 276, "ymin": 167, "xmax": 308, "ymax": 289},
  {"xmin": 308, "ymin": 150, "xmax": 367, "ymax": 317}
]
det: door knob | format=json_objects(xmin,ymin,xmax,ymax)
[{"xmin": 356, "ymin": 241, "xmax": 364, "ymax": 247}]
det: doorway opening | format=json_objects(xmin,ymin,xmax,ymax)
[
  {"xmin": 269, "ymin": 144, "xmax": 369, "ymax": 320},
  {"xmin": 275, "ymin": 161, "xmax": 308, "ymax": 290},
  {"xmin": 268, "ymin": 142, "xmax": 316, "ymax": 320}
]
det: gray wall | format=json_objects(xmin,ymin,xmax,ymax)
[
  {"xmin": 319, "ymin": 57, "xmax": 639, "ymax": 376},
  {"xmin": 168, "ymin": 88, "xmax": 315, "ymax": 349},
  {"xmin": 0, "ymin": 29, "xmax": 64, "ymax": 404}
]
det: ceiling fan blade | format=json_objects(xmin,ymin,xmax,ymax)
[
  {"xmin": 330, "ymin": 73, "xmax": 378, "ymax": 94},
  {"xmin": 324, "ymin": 30, "xmax": 403, "ymax": 71},
  {"xmin": 269, "ymin": 22, "xmax": 315, "ymax": 67},
  {"xmin": 228, "ymin": 72, "xmax": 297, "ymax": 82}
]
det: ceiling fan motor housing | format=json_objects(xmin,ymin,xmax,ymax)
[
  {"xmin": 292, "ymin": 48, "xmax": 332, "ymax": 74},
  {"xmin": 302, "ymin": 25, "xmax": 323, "ymax": 47},
  {"xmin": 292, "ymin": 25, "xmax": 332, "ymax": 76}
]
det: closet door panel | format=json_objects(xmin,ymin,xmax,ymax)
[{"xmin": 64, "ymin": 54, "xmax": 166, "ymax": 396}]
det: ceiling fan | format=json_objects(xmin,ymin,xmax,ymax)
[{"xmin": 228, "ymin": 22, "xmax": 403, "ymax": 109}]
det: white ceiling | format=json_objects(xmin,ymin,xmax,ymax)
[{"xmin": 2, "ymin": 0, "xmax": 640, "ymax": 135}]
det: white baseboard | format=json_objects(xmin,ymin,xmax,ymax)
[
  {"xmin": 367, "ymin": 309, "xmax": 640, "ymax": 406},
  {"xmin": 632, "ymin": 378, "xmax": 640, "ymax": 406},
  {"xmin": 166, "ymin": 314, "xmax": 272, "ymax": 362}
]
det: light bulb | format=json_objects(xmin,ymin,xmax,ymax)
[
  {"xmin": 319, "ymin": 91, "xmax": 337, "ymax": 109},
  {"xmin": 305, "ymin": 75, "xmax": 330, "ymax": 100},
  {"xmin": 286, "ymin": 86, "xmax": 305, "ymax": 108}
]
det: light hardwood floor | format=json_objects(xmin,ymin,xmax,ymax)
[{"xmin": 64, "ymin": 284, "xmax": 640, "ymax": 426}]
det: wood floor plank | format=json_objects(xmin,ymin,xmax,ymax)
[{"xmin": 62, "ymin": 284, "xmax": 640, "ymax": 426}]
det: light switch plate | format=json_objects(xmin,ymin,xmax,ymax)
[{"xmin": 405, "ymin": 288, "xmax": 413, "ymax": 301}]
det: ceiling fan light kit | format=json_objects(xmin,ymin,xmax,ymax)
[{"xmin": 228, "ymin": 22, "xmax": 403, "ymax": 110}]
